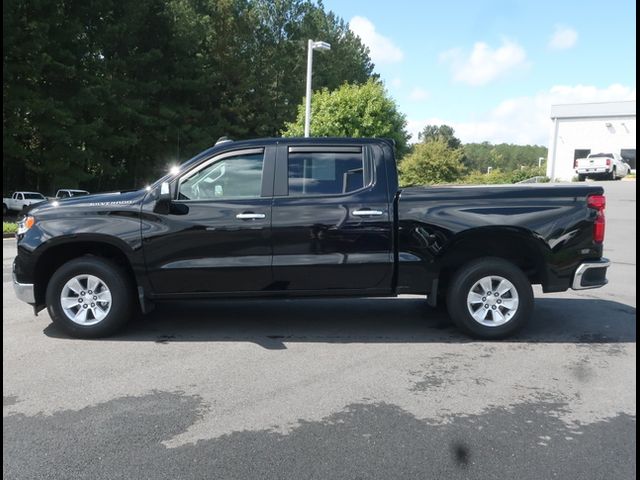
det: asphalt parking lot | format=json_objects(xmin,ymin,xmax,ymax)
[{"xmin": 3, "ymin": 181, "xmax": 636, "ymax": 479}]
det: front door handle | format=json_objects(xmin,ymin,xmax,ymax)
[
  {"xmin": 236, "ymin": 213, "xmax": 266, "ymax": 220},
  {"xmin": 352, "ymin": 209, "xmax": 384, "ymax": 217}
]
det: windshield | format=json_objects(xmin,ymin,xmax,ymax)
[
  {"xmin": 589, "ymin": 153, "xmax": 613, "ymax": 158},
  {"xmin": 24, "ymin": 193, "xmax": 45, "ymax": 199}
]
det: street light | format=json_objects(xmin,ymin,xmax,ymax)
[{"xmin": 304, "ymin": 39, "xmax": 331, "ymax": 137}]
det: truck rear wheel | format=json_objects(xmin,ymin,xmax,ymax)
[
  {"xmin": 46, "ymin": 256, "xmax": 134, "ymax": 338},
  {"xmin": 446, "ymin": 257, "xmax": 533, "ymax": 339},
  {"xmin": 577, "ymin": 174, "xmax": 586, "ymax": 182}
]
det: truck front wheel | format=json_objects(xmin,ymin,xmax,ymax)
[
  {"xmin": 446, "ymin": 257, "xmax": 533, "ymax": 339},
  {"xmin": 46, "ymin": 256, "xmax": 134, "ymax": 338}
]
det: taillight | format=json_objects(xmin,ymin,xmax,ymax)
[
  {"xmin": 587, "ymin": 194, "xmax": 606, "ymax": 243},
  {"xmin": 606, "ymin": 158, "xmax": 611, "ymax": 167}
]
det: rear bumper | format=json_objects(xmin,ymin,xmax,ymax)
[
  {"xmin": 576, "ymin": 168, "xmax": 608, "ymax": 175},
  {"xmin": 572, "ymin": 258, "xmax": 610, "ymax": 290},
  {"xmin": 12, "ymin": 261, "xmax": 35, "ymax": 304}
]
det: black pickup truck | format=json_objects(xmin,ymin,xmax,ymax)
[{"xmin": 13, "ymin": 137, "xmax": 610, "ymax": 339}]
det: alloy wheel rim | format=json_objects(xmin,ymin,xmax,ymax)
[
  {"xmin": 466, "ymin": 275, "xmax": 519, "ymax": 327},
  {"xmin": 60, "ymin": 274, "xmax": 112, "ymax": 326}
]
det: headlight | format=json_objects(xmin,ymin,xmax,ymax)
[{"xmin": 17, "ymin": 216, "xmax": 35, "ymax": 235}]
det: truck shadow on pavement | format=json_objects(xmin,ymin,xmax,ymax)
[{"xmin": 43, "ymin": 296, "xmax": 636, "ymax": 349}]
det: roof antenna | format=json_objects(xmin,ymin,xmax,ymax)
[{"xmin": 215, "ymin": 136, "xmax": 233, "ymax": 146}]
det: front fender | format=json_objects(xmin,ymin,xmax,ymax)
[{"xmin": 15, "ymin": 212, "xmax": 149, "ymax": 300}]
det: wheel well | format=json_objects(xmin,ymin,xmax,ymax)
[
  {"xmin": 438, "ymin": 230, "xmax": 546, "ymax": 292},
  {"xmin": 33, "ymin": 242, "xmax": 137, "ymax": 305}
]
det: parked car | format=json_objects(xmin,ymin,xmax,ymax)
[
  {"xmin": 54, "ymin": 189, "xmax": 90, "ymax": 199},
  {"xmin": 575, "ymin": 152, "xmax": 631, "ymax": 181},
  {"xmin": 13, "ymin": 137, "xmax": 610, "ymax": 339},
  {"xmin": 3, "ymin": 192, "xmax": 47, "ymax": 215}
]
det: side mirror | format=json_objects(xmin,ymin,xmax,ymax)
[{"xmin": 158, "ymin": 182, "xmax": 172, "ymax": 202}]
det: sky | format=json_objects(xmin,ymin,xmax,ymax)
[{"xmin": 322, "ymin": 0, "xmax": 637, "ymax": 146}]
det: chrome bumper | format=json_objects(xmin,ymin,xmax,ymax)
[
  {"xmin": 576, "ymin": 168, "xmax": 607, "ymax": 174},
  {"xmin": 12, "ymin": 270, "xmax": 35, "ymax": 304},
  {"xmin": 572, "ymin": 259, "xmax": 610, "ymax": 290}
]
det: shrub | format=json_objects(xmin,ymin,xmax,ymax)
[
  {"xmin": 461, "ymin": 167, "xmax": 548, "ymax": 185},
  {"xmin": 283, "ymin": 79, "xmax": 410, "ymax": 156},
  {"xmin": 3, "ymin": 222, "xmax": 17, "ymax": 235},
  {"xmin": 398, "ymin": 139, "xmax": 465, "ymax": 186}
]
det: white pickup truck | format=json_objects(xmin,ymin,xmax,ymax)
[
  {"xmin": 575, "ymin": 152, "xmax": 631, "ymax": 181},
  {"xmin": 3, "ymin": 192, "xmax": 47, "ymax": 215}
]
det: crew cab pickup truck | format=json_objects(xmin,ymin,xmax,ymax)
[
  {"xmin": 13, "ymin": 137, "xmax": 610, "ymax": 339},
  {"xmin": 3, "ymin": 192, "xmax": 47, "ymax": 215},
  {"xmin": 575, "ymin": 152, "xmax": 631, "ymax": 181}
]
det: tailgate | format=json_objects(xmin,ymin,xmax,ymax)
[{"xmin": 576, "ymin": 157, "xmax": 607, "ymax": 169}]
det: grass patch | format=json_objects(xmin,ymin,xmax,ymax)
[{"xmin": 3, "ymin": 222, "xmax": 17, "ymax": 235}]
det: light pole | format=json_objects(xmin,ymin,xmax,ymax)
[{"xmin": 304, "ymin": 39, "xmax": 331, "ymax": 137}]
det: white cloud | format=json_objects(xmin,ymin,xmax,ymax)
[
  {"xmin": 408, "ymin": 87, "xmax": 430, "ymax": 101},
  {"xmin": 548, "ymin": 25, "xmax": 578, "ymax": 50},
  {"xmin": 440, "ymin": 39, "xmax": 529, "ymax": 86},
  {"xmin": 408, "ymin": 84, "xmax": 636, "ymax": 145},
  {"xmin": 349, "ymin": 16, "xmax": 404, "ymax": 64}
]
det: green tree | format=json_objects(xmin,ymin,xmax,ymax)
[
  {"xmin": 3, "ymin": 0, "xmax": 376, "ymax": 194},
  {"xmin": 463, "ymin": 142, "xmax": 547, "ymax": 172},
  {"xmin": 244, "ymin": 0, "xmax": 375, "ymax": 137},
  {"xmin": 398, "ymin": 139, "xmax": 465, "ymax": 186},
  {"xmin": 417, "ymin": 124, "xmax": 462, "ymax": 149},
  {"xmin": 282, "ymin": 79, "xmax": 410, "ymax": 156},
  {"xmin": 3, "ymin": 0, "xmax": 108, "ymax": 192}
]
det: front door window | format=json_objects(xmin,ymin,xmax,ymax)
[{"xmin": 178, "ymin": 153, "xmax": 264, "ymax": 201}]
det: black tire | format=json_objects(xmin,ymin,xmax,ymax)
[
  {"xmin": 610, "ymin": 168, "xmax": 616, "ymax": 181},
  {"xmin": 446, "ymin": 257, "xmax": 533, "ymax": 339},
  {"xmin": 46, "ymin": 256, "xmax": 134, "ymax": 338},
  {"xmin": 577, "ymin": 174, "xmax": 586, "ymax": 182}
]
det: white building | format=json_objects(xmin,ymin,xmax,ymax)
[{"xmin": 547, "ymin": 101, "xmax": 636, "ymax": 181}]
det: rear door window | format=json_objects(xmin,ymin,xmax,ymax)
[{"xmin": 287, "ymin": 149, "xmax": 366, "ymax": 196}]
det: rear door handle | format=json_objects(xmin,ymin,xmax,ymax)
[
  {"xmin": 236, "ymin": 213, "xmax": 266, "ymax": 220},
  {"xmin": 352, "ymin": 209, "xmax": 384, "ymax": 217}
]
